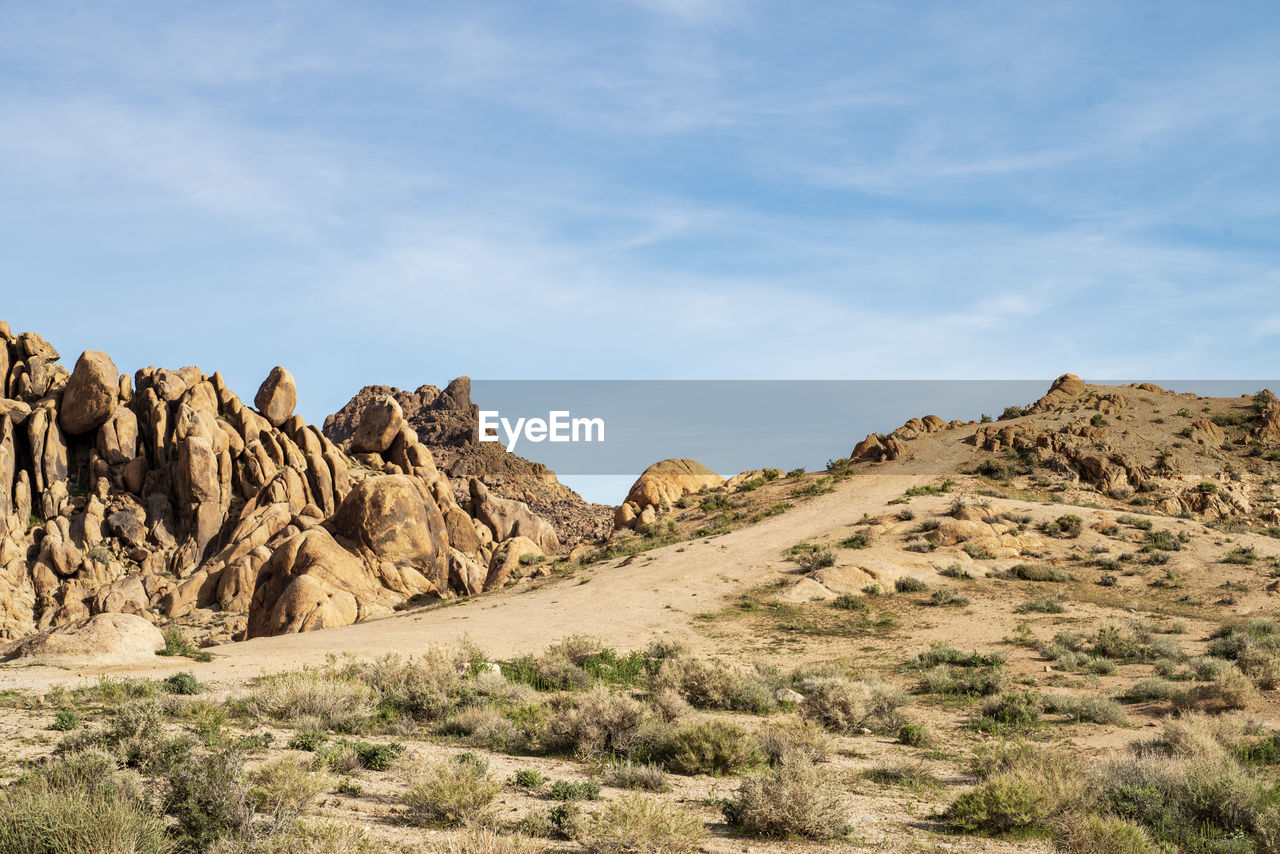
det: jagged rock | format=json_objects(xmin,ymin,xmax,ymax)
[
  {"xmin": 468, "ymin": 478, "xmax": 560, "ymax": 554},
  {"xmin": 16, "ymin": 332, "xmax": 58, "ymax": 362},
  {"xmin": 328, "ymin": 474, "xmax": 452, "ymax": 599},
  {"xmin": 246, "ymin": 527, "xmax": 396, "ymax": 637},
  {"xmin": 448, "ymin": 547, "xmax": 488, "ymax": 596},
  {"xmin": 350, "ymin": 394, "xmax": 405, "ymax": 453},
  {"xmin": 2, "ymin": 613, "xmax": 163, "ymax": 666},
  {"xmin": 59, "ymin": 350, "xmax": 118, "ymax": 435},
  {"xmin": 254, "ymin": 366, "xmax": 297, "ymax": 428},
  {"xmin": 106, "ymin": 506, "xmax": 148, "ymax": 550},
  {"xmin": 0, "ymin": 400, "xmax": 31, "ymax": 425}
]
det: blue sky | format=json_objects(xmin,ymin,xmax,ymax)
[{"xmin": 2, "ymin": 1, "xmax": 1279, "ymax": 503}]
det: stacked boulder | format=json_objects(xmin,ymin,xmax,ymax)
[
  {"xmin": 0, "ymin": 324, "xmax": 565, "ymax": 648},
  {"xmin": 614, "ymin": 459, "xmax": 724, "ymax": 531}
]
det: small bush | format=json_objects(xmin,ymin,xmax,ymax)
[
  {"xmin": 758, "ymin": 717, "xmax": 830, "ymax": 766},
  {"xmin": 929, "ymin": 588, "xmax": 970, "ymax": 607},
  {"xmin": 289, "ymin": 729, "xmax": 327, "ymax": 751},
  {"xmin": 163, "ymin": 671, "xmax": 203, "ymax": 695},
  {"xmin": 661, "ymin": 719, "xmax": 761, "ymax": 776},
  {"xmin": 723, "ymin": 757, "xmax": 847, "ymax": 840},
  {"xmin": 974, "ymin": 691, "xmax": 1042, "ymax": 731},
  {"xmin": 549, "ymin": 778, "xmax": 601, "ymax": 801},
  {"xmin": 164, "ymin": 748, "xmax": 253, "ymax": 850},
  {"xmin": 511, "ymin": 768, "xmax": 546, "ymax": 789},
  {"xmin": 798, "ymin": 676, "xmax": 907, "ymax": 734},
  {"xmin": 831, "ymin": 593, "xmax": 867, "ymax": 611},
  {"xmin": 604, "ymin": 760, "xmax": 669, "ymax": 792},
  {"xmin": 1015, "ymin": 595, "xmax": 1066, "ymax": 614},
  {"xmin": 948, "ymin": 775, "xmax": 1049, "ymax": 833},
  {"xmin": 580, "ymin": 794, "xmax": 707, "ymax": 854},
  {"xmin": 249, "ymin": 754, "xmax": 332, "ymax": 821},
  {"xmin": 894, "ymin": 577, "xmax": 929, "ymax": 593},
  {"xmin": 352, "ymin": 741, "xmax": 403, "ymax": 771},
  {"xmin": 897, "ymin": 723, "xmax": 931, "ymax": 746},
  {"xmin": 402, "ymin": 758, "xmax": 502, "ymax": 828},
  {"xmin": 158, "ymin": 626, "xmax": 199, "ymax": 657},
  {"xmin": 997, "ymin": 564, "xmax": 1071, "ymax": 582},
  {"xmin": 247, "ymin": 670, "xmax": 375, "ymax": 733},
  {"xmin": 1051, "ymin": 813, "xmax": 1159, "ymax": 854},
  {"xmin": 839, "ymin": 532, "xmax": 869, "ymax": 549},
  {"xmin": 51, "ymin": 708, "xmax": 81, "ymax": 731},
  {"xmin": 547, "ymin": 686, "xmax": 648, "ymax": 756}
]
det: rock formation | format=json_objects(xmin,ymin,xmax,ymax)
[
  {"xmin": 614, "ymin": 459, "xmax": 724, "ymax": 531},
  {"xmin": 0, "ymin": 323, "xmax": 588, "ymax": 648}
]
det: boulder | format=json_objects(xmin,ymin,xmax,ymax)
[
  {"xmin": 468, "ymin": 478, "xmax": 560, "ymax": 554},
  {"xmin": 246, "ymin": 527, "xmax": 395, "ymax": 637},
  {"xmin": 484, "ymin": 535, "xmax": 545, "ymax": 590},
  {"xmin": 254, "ymin": 366, "xmax": 297, "ymax": 428},
  {"xmin": 328, "ymin": 475, "xmax": 452, "ymax": 598},
  {"xmin": 350, "ymin": 394, "xmax": 405, "ymax": 453},
  {"xmin": 96, "ymin": 406, "xmax": 139, "ymax": 465},
  {"xmin": 59, "ymin": 350, "xmax": 119, "ymax": 435},
  {"xmin": 623, "ymin": 459, "xmax": 724, "ymax": 510},
  {"xmin": 1, "ymin": 613, "xmax": 164, "ymax": 666}
]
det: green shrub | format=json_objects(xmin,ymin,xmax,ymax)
[
  {"xmin": 997, "ymin": 564, "xmax": 1071, "ymax": 582},
  {"xmin": 947, "ymin": 776, "xmax": 1050, "ymax": 833},
  {"xmin": 758, "ymin": 717, "xmax": 830, "ymax": 766},
  {"xmin": 929, "ymin": 588, "xmax": 969, "ymax": 607},
  {"xmin": 838, "ymin": 532, "xmax": 869, "ymax": 549},
  {"xmin": 973, "ymin": 691, "xmax": 1042, "ymax": 732},
  {"xmin": 831, "ymin": 593, "xmax": 867, "ymax": 611},
  {"xmin": 247, "ymin": 670, "xmax": 376, "ymax": 733},
  {"xmin": 661, "ymin": 720, "xmax": 760, "ymax": 776},
  {"xmin": 917, "ymin": 665, "xmax": 1006, "ymax": 697},
  {"xmin": 51, "ymin": 708, "xmax": 81, "ymax": 731},
  {"xmin": 352, "ymin": 741, "xmax": 403, "ymax": 771},
  {"xmin": 248, "ymin": 754, "xmax": 332, "ymax": 821},
  {"xmin": 1015, "ymin": 595, "xmax": 1066, "ymax": 614},
  {"xmin": 549, "ymin": 778, "xmax": 601, "ymax": 801},
  {"xmin": 402, "ymin": 759, "xmax": 502, "ymax": 828},
  {"xmin": 794, "ymin": 546, "xmax": 835, "ymax": 572},
  {"xmin": 547, "ymin": 686, "xmax": 648, "ymax": 756},
  {"xmin": 604, "ymin": 760, "xmax": 669, "ymax": 792},
  {"xmin": 580, "ymin": 794, "xmax": 707, "ymax": 853},
  {"xmin": 894, "ymin": 577, "xmax": 929, "ymax": 593},
  {"xmin": 289, "ymin": 729, "xmax": 327, "ymax": 751},
  {"xmin": 723, "ymin": 757, "xmax": 847, "ymax": 840},
  {"xmin": 163, "ymin": 748, "xmax": 253, "ymax": 850},
  {"xmin": 511, "ymin": 768, "xmax": 546, "ymax": 789},
  {"xmin": 798, "ymin": 676, "xmax": 907, "ymax": 734},
  {"xmin": 897, "ymin": 723, "xmax": 931, "ymax": 746},
  {"xmin": 1052, "ymin": 813, "xmax": 1159, "ymax": 854},
  {"xmin": 157, "ymin": 626, "xmax": 199, "ymax": 657},
  {"xmin": 163, "ymin": 671, "xmax": 203, "ymax": 695}
]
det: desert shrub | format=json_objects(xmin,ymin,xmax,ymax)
[
  {"xmin": 164, "ymin": 748, "xmax": 254, "ymax": 850},
  {"xmin": 604, "ymin": 760, "xmax": 669, "ymax": 792},
  {"xmin": 929, "ymin": 588, "xmax": 970, "ymax": 607},
  {"xmin": 940, "ymin": 563, "xmax": 975, "ymax": 579},
  {"xmin": 758, "ymin": 716, "xmax": 830, "ymax": 765},
  {"xmin": 158, "ymin": 625, "xmax": 199, "ymax": 657},
  {"xmin": 59, "ymin": 697, "xmax": 191, "ymax": 773},
  {"xmin": 440, "ymin": 829, "xmax": 547, "ymax": 854},
  {"xmin": 1015, "ymin": 595, "xmax": 1065, "ymax": 614},
  {"xmin": 1094, "ymin": 753, "xmax": 1280, "ymax": 850},
  {"xmin": 831, "ymin": 593, "xmax": 867, "ymax": 611},
  {"xmin": 1043, "ymin": 693, "xmax": 1126, "ymax": 725},
  {"xmin": 917, "ymin": 665, "xmax": 1007, "ymax": 697},
  {"xmin": 797, "ymin": 676, "xmax": 907, "ymax": 734},
  {"xmin": 311, "ymin": 743, "xmax": 360, "ymax": 775},
  {"xmin": 209, "ymin": 820, "xmax": 388, "ymax": 853},
  {"xmin": 549, "ymin": 778, "xmax": 602, "ymax": 801},
  {"xmin": 795, "ymin": 546, "xmax": 835, "ymax": 572},
  {"xmin": 973, "ymin": 691, "xmax": 1042, "ymax": 732},
  {"xmin": 1176, "ymin": 664, "xmax": 1261, "ymax": 712},
  {"xmin": 352, "ymin": 741, "xmax": 403, "ymax": 771},
  {"xmin": 1121, "ymin": 678, "xmax": 1182, "ymax": 704},
  {"xmin": 51, "ymin": 708, "xmax": 81, "ymax": 731},
  {"xmin": 511, "ymin": 768, "xmax": 546, "ymax": 789},
  {"xmin": 894, "ymin": 577, "xmax": 928, "ymax": 593},
  {"xmin": 839, "ymin": 532, "xmax": 869, "ymax": 549},
  {"xmin": 1092, "ymin": 625, "xmax": 1145, "ymax": 661},
  {"xmin": 722, "ymin": 757, "xmax": 847, "ymax": 840},
  {"xmin": 910, "ymin": 646, "xmax": 1005, "ymax": 668},
  {"xmin": 650, "ymin": 657, "xmax": 774, "ymax": 714},
  {"xmin": 897, "ymin": 723, "xmax": 931, "ymax": 746},
  {"xmin": 1050, "ymin": 813, "xmax": 1158, "ymax": 854},
  {"xmin": 547, "ymin": 686, "xmax": 648, "ymax": 757},
  {"xmin": 402, "ymin": 757, "xmax": 502, "ymax": 828},
  {"xmin": 0, "ymin": 753, "xmax": 170, "ymax": 854},
  {"xmin": 660, "ymin": 719, "xmax": 761, "ymax": 776},
  {"xmin": 997, "ymin": 564, "xmax": 1071, "ymax": 582},
  {"xmin": 1143, "ymin": 711, "xmax": 1259, "ymax": 761},
  {"xmin": 249, "ymin": 754, "xmax": 332, "ymax": 822},
  {"xmin": 163, "ymin": 671, "xmax": 203, "ymax": 695},
  {"xmin": 1053, "ymin": 514, "xmax": 1083, "ymax": 538},
  {"xmin": 963, "ymin": 541, "xmax": 995, "ymax": 560},
  {"xmin": 947, "ymin": 751, "xmax": 1086, "ymax": 835},
  {"xmin": 580, "ymin": 794, "xmax": 706, "ymax": 854},
  {"xmin": 247, "ymin": 670, "xmax": 376, "ymax": 733},
  {"xmin": 289, "ymin": 729, "xmax": 327, "ymax": 751}
]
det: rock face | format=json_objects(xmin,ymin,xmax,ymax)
[
  {"xmin": 325, "ymin": 382, "xmax": 612, "ymax": 544},
  {"xmin": 1, "ymin": 613, "xmax": 164, "ymax": 666},
  {"xmin": 58, "ymin": 351, "xmax": 118, "ymax": 435},
  {"xmin": 469, "ymin": 478, "xmax": 560, "ymax": 555},
  {"xmin": 254, "ymin": 366, "xmax": 297, "ymax": 428},
  {"xmin": 349, "ymin": 394, "xmax": 405, "ymax": 453}
]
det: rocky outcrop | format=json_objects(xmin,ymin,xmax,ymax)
[
  {"xmin": 1024, "ymin": 373, "xmax": 1087, "ymax": 415},
  {"xmin": 613, "ymin": 459, "xmax": 724, "ymax": 532},
  {"xmin": 325, "ymin": 382, "xmax": 612, "ymax": 544},
  {"xmin": 0, "ymin": 324, "xmax": 595, "ymax": 646},
  {"xmin": 468, "ymin": 478, "xmax": 560, "ymax": 555}
]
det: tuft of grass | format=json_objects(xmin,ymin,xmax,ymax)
[
  {"xmin": 402, "ymin": 757, "xmax": 502, "ymax": 828},
  {"xmin": 580, "ymin": 794, "xmax": 707, "ymax": 854}
]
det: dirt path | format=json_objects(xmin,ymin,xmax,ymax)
[{"xmin": 0, "ymin": 474, "xmax": 932, "ymax": 694}]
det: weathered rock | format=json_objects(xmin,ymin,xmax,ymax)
[
  {"xmin": 328, "ymin": 475, "xmax": 451, "ymax": 599},
  {"xmin": 254, "ymin": 366, "xmax": 297, "ymax": 428},
  {"xmin": 91, "ymin": 574, "xmax": 149, "ymax": 617},
  {"xmin": 484, "ymin": 535, "xmax": 545, "ymax": 590},
  {"xmin": 96, "ymin": 405, "xmax": 139, "ymax": 465},
  {"xmin": 468, "ymin": 478, "xmax": 560, "ymax": 554},
  {"xmin": 246, "ymin": 527, "xmax": 395, "ymax": 637},
  {"xmin": 624, "ymin": 459, "xmax": 724, "ymax": 511},
  {"xmin": 1, "ymin": 613, "xmax": 164, "ymax": 666},
  {"xmin": 59, "ymin": 350, "xmax": 118, "ymax": 435},
  {"xmin": 350, "ymin": 395, "xmax": 405, "ymax": 454}
]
